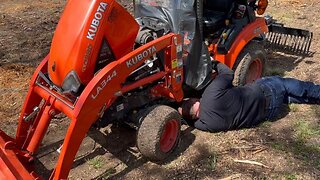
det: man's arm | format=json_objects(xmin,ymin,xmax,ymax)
[
  {"xmin": 213, "ymin": 61, "xmax": 234, "ymax": 77},
  {"xmin": 211, "ymin": 61, "xmax": 234, "ymax": 88},
  {"xmin": 194, "ymin": 118, "xmax": 227, "ymax": 133}
]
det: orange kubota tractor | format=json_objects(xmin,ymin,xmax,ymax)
[{"xmin": 0, "ymin": 0, "xmax": 312, "ymax": 179}]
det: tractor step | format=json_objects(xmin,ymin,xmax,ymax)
[{"xmin": 266, "ymin": 23, "xmax": 313, "ymax": 55}]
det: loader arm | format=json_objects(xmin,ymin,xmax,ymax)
[{"xmin": 0, "ymin": 33, "xmax": 183, "ymax": 179}]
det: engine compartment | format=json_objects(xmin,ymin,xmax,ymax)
[{"xmin": 98, "ymin": 17, "xmax": 173, "ymax": 127}]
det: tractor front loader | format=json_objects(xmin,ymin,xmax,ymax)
[{"xmin": 0, "ymin": 1, "xmax": 184, "ymax": 179}]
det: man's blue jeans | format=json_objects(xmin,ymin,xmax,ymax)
[{"xmin": 256, "ymin": 76, "xmax": 320, "ymax": 120}]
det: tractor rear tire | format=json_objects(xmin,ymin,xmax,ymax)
[
  {"xmin": 137, "ymin": 105, "xmax": 181, "ymax": 161},
  {"xmin": 233, "ymin": 41, "xmax": 266, "ymax": 86}
]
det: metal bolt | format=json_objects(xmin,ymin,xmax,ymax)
[
  {"xmin": 173, "ymin": 37, "xmax": 178, "ymax": 45},
  {"xmin": 114, "ymin": 91, "xmax": 123, "ymax": 97},
  {"xmin": 24, "ymin": 106, "xmax": 40, "ymax": 122}
]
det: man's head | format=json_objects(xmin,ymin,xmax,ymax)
[{"xmin": 178, "ymin": 98, "xmax": 200, "ymax": 120}]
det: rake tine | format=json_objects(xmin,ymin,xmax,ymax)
[
  {"xmin": 267, "ymin": 32, "xmax": 274, "ymax": 44},
  {"xmin": 276, "ymin": 33, "xmax": 283, "ymax": 46},
  {"xmin": 297, "ymin": 36, "xmax": 303, "ymax": 53},
  {"xmin": 273, "ymin": 33, "xmax": 279, "ymax": 45},
  {"xmin": 296, "ymin": 36, "xmax": 302, "ymax": 53},
  {"xmin": 307, "ymin": 32, "xmax": 313, "ymax": 52},
  {"xmin": 291, "ymin": 35, "xmax": 296, "ymax": 51},
  {"xmin": 288, "ymin": 35, "xmax": 293, "ymax": 50},
  {"xmin": 282, "ymin": 34, "xmax": 289, "ymax": 47},
  {"xmin": 274, "ymin": 33, "xmax": 278, "ymax": 45},
  {"xmin": 276, "ymin": 33, "xmax": 282, "ymax": 47},
  {"xmin": 266, "ymin": 32, "xmax": 271, "ymax": 40},
  {"xmin": 275, "ymin": 33, "xmax": 280, "ymax": 46},
  {"xmin": 269, "ymin": 32, "xmax": 274, "ymax": 40},
  {"xmin": 302, "ymin": 37, "xmax": 307, "ymax": 54},
  {"xmin": 284, "ymin": 34, "xmax": 291, "ymax": 50},
  {"xmin": 292, "ymin": 36, "xmax": 299, "ymax": 52},
  {"xmin": 302, "ymin": 36, "xmax": 309, "ymax": 54},
  {"xmin": 302, "ymin": 38, "xmax": 307, "ymax": 54},
  {"xmin": 307, "ymin": 37, "xmax": 312, "ymax": 53},
  {"xmin": 304, "ymin": 37, "xmax": 311, "ymax": 54},
  {"xmin": 301, "ymin": 37, "xmax": 307, "ymax": 54},
  {"xmin": 278, "ymin": 34, "xmax": 284, "ymax": 46},
  {"xmin": 302, "ymin": 36, "xmax": 310, "ymax": 54},
  {"xmin": 267, "ymin": 32, "xmax": 272, "ymax": 43},
  {"xmin": 266, "ymin": 32, "xmax": 272, "ymax": 46},
  {"xmin": 265, "ymin": 32, "xmax": 269, "ymax": 39},
  {"xmin": 271, "ymin": 32, "xmax": 278, "ymax": 44},
  {"xmin": 280, "ymin": 36, "xmax": 285, "ymax": 48},
  {"xmin": 287, "ymin": 35, "xmax": 293, "ymax": 51},
  {"xmin": 299, "ymin": 37, "xmax": 305, "ymax": 53}
]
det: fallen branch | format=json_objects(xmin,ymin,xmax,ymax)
[
  {"xmin": 252, "ymin": 148, "xmax": 267, "ymax": 155},
  {"xmin": 218, "ymin": 173, "xmax": 242, "ymax": 180},
  {"xmin": 234, "ymin": 159, "xmax": 270, "ymax": 168}
]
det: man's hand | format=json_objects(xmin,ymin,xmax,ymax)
[
  {"xmin": 211, "ymin": 60, "xmax": 220, "ymax": 79},
  {"xmin": 212, "ymin": 60, "xmax": 220, "ymax": 71},
  {"xmin": 211, "ymin": 71, "xmax": 218, "ymax": 79}
]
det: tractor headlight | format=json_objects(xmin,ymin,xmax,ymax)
[
  {"xmin": 257, "ymin": 0, "xmax": 268, "ymax": 15},
  {"xmin": 62, "ymin": 70, "xmax": 81, "ymax": 94}
]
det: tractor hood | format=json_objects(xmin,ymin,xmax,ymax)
[
  {"xmin": 48, "ymin": 0, "xmax": 139, "ymax": 93},
  {"xmin": 135, "ymin": 0, "xmax": 212, "ymax": 90}
]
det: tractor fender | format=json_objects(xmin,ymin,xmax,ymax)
[{"xmin": 214, "ymin": 17, "xmax": 268, "ymax": 69}]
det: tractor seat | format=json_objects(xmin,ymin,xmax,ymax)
[
  {"xmin": 203, "ymin": 0, "xmax": 235, "ymax": 33},
  {"xmin": 203, "ymin": 10, "xmax": 228, "ymax": 33}
]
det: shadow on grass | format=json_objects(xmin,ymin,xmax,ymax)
[
  {"xmin": 107, "ymin": 141, "xmax": 237, "ymax": 180},
  {"xmin": 258, "ymin": 124, "xmax": 320, "ymax": 173},
  {"xmin": 264, "ymin": 50, "xmax": 313, "ymax": 77},
  {"xmin": 103, "ymin": 126, "xmax": 196, "ymax": 180},
  {"xmin": 33, "ymin": 124, "xmax": 195, "ymax": 179}
]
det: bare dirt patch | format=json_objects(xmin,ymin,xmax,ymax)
[{"xmin": 0, "ymin": 0, "xmax": 319, "ymax": 179}]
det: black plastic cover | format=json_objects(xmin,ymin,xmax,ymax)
[{"xmin": 134, "ymin": 0, "xmax": 212, "ymax": 90}]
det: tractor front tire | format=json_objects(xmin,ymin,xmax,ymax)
[
  {"xmin": 233, "ymin": 41, "xmax": 266, "ymax": 86},
  {"xmin": 137, "ymin": 105, "xmax": 181, "ymax": 161}
]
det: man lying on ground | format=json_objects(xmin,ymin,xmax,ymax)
[{"xmin": 178, "ymin": 61, "xmax": 320, "ymax": 132}]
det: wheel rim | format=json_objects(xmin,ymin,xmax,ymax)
[
  {"xmin": 246, "ymin": 57, "xmax": 263, "ymax": 84},
  {"xmin": 160, "ymin": 119, "xmax": 179, "ymax": 153}
]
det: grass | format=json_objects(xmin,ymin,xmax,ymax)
[
  {"xmin": 284, "ymin": 173, "xmax": 297, "ymax": 180},
  {"xmin": 317, "ymin": 159, "xmax": 320, "ymax": 170},
  {"xmin": 265, "ymin": 67, "xmax": 284, "ymax": 77},
  {"xmin": 88, "ymin": 156, "xmax": 104, "ymax": 169},
  {"xmin": 260, "ymin": 121, "xmax": 272, "ymax": 128},
  {"xmin": 101, "ymin": 167, "xmax": 117, "ymax": 179},
  {"xmin": 207, "ymin": 153, "xmax": 218, "ymax": 171},
  {"xmin": 279, "ymin": 14, "xmax": 295, "ymax": 24},
  {"xmin": 273, "ymin": 120, "xmax": 319, "ymax": 169},
  {"xmin": 294, "ymin": 121, "xmax": 320, "ymax": 140},
  {"xmin": 286, "ymin": 121, "xmax": 320, "ymax": 159},
  {"xmin": 288, "ymin": 104, "xmax": 299, "ymax": 112},
  {"xmin": 1, "ymin": 122, "xmax": 16, "ymax": 138},
  {"xmin": 312, "ymin": 106, "xmax": 320, "ymax": 119},
  {"xmin": 252, "ymin": 176, "xmax": 267, "ymax": 180},
  {"xmin": 270, "ymin": 142, "xmax": 285, "ymax": 151}
]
